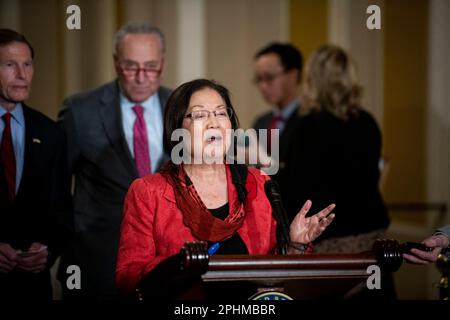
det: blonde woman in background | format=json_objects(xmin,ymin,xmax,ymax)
[
  {"xmin": 282, "ymin": 45, "xmax": 398, "ymax": 300},
  {"xmin": 283, "ymin": 45, "xmax": 390, "ymax": 254}
]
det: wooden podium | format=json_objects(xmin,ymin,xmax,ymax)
[{"xmin": 139, "ymin": 239, "xmax": 403, "ymax": 300}]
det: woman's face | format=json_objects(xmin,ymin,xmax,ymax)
[{"xmin": 182, "ymin": 87, "xmax": 233, "ymax": 164}]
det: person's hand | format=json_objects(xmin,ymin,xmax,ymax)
[
  {"xmin": 0, "ymin": 243, "xmax": 18, "ymax": 273},
  {"xmin": 16, "ymin": 242, "xmax": 49, "ymax": 273},
  {"xmin": 289, "ymin": 200, "xmax": 335, "ymax": 244},
  {"xmin": 403, "ymin": 234, "xmax": 450, "ymax": 264}
]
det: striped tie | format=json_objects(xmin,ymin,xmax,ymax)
[{"xmin": 132, "ymin": 105, "xmax": 151, "ymax": 177}]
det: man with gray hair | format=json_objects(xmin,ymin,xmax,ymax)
[{"xmin": 58, "ymin": 22, "xmax": 171, "ymax": 299}]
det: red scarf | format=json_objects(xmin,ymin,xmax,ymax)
[{"xmin": 161, "ymin": 162, "xmax": 247, "ymax": 242}]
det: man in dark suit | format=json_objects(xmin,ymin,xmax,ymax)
[
  {"xmin": 58, "ymin": 22, "xmax": 171, "ymax": 299},
  {"xmin": 252, "ymin": 43, "xmax": 303, "ymax": 213},
  {"xmin": 0, "ymin": 29, "xmax": 71, "ymax": 300}
]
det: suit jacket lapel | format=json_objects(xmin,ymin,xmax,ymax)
[
  {"xmin": 279, "ymin": 105, "xmax": 299, "ymax": 158},
  {"xmin": 280, "ymin": 104, "xmax": 299, "ymax": 140},
  {"xmin": 157, "ymin": 87, "xmax": 171, "ymax": 165},
  {"xmin": 157, "ymin": 87, "xmax": 170, "ymax": 115},
  {"xmin": 16, "ymin": 105, "xmax": 36, "ymax": 199},
  {"xmin": 0, "ymin": 159, "xmax": 7, "ymax": 208},
  {"xmin": 99, "ymin": 81, "xmax": 138, "ymax": 180}
]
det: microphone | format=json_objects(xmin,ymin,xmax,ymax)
[{"xmin": 264, "ymin": 180, "xmax": 290, "ymax": 254}]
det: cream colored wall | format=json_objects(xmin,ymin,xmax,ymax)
[
  {"xmin": 0, "ymin": 0, "xmax": 20, "ymax": 30},
  {"xmin": 0, "ymin": 0, "xmax": 287, "ymax": 128},
  {"xmin": 118, "ymin": 0, "xmax": 179, "ymax": 89},
  {"xmin": 205, "ymin": 0, "xmax": 289, "ymax": 129},
  {"xmin": 0, "ymin": 0, "xmax": 180, "ymax": 119},
  {"xmin": 17, "ymin": 0, "xmax": 61, "ymax": 118},
  {"xmin": 328, "ymin": 0, "xmax": 384, "ymax": 127}
]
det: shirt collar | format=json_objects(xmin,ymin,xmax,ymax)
[
  {"xmin": 0, "ymin": 103, "xmax": 25, "ymax": 127},
  {"xmin": 272, "ymin": 98, "xmax": 299, "ymax": 120}
]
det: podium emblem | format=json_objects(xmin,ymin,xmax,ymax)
[{"xmin": 249, "ymin": 291, "xmax": 293, "ymax": 300}]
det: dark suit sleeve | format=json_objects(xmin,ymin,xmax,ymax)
[
  {"xmin": 251, "ymin": 118, "xmax": 260, "ymax": 130},
  {"xmin": 58, "ymin": 98, "xmax": 81, "ymax": 174},
  {"xmin": 252, "ymin": 113, "xmax": 271, "ymax": 131},
  {"xmin": 46, "ymin": 100, "xmax": 78, "ymax": 267},
  {"xmin": 252, "ymin": 113, "xmax": 272, "ymax": 145},
  {"xmin": 46, "ymin": 128, "xmax": 73, "ymax": 267},
  {"xmin": 436, "ymin": 225, "xmax": 450, "ymax": 238}
]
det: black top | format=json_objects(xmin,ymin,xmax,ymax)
[
  {"xmin": 208, "ymin": 203, "xmax": 248, "ymax": 254},
  {"xmin": 283, "ymin": 109, "xmax": 390, "ymax": 239}
]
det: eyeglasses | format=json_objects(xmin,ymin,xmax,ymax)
[
  {"xmin": 119, "ymin": 63, "xmax": 162, "ymax": 78},
  {"xmin": 253, "ymin": 70, "xmax": 286, "ymax": 84},
  {"xmin": 184, "ymin": 108, "xmax": 233, "ymax": 121}
]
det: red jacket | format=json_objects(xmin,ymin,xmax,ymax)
[{"xmin": 115, "ymin": 166, "xmax": 277, "ymax": 293}]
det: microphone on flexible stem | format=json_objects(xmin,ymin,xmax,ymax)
[{"xmin": 264, "ymin": 180, "xmax": 290, "ymax": 255}]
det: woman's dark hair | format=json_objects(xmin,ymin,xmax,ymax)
[
  {"xmin": 161, "ymin": 80, "xmax": 244, "ymax": 242},
  {"xmin": 163, "ymin": 79, "xmax": 240, "ymax": 155},
  {"xmin": 0, "ymin": 28, "xmax": 34, "ymax": 58}
]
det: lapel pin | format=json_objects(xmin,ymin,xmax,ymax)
[{"xmin": 32, "ymin": 138, "xmax": 41, "ymax": 144}]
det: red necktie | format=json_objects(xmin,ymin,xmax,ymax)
[
  {"xmin": 132, "ymin": 105, "xmax": 151, "ymax": 177},
  {"xmin": 267, "ymin": 114, "xmax": 283, "ymax": 155},
  {"xmin": 1, "ymin": 113, "xmax": 16, "ymax": 203}
]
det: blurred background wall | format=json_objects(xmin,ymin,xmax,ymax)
[{"xmin": 0, "ymin": 0, "xmax": 448, "ymax": 299}]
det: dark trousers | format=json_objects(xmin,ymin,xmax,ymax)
[{"xmin": 0, "ymin": 269, "xmax": 53, "ymax": 300}]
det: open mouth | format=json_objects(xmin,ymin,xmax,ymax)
[{"xmin": 206, "ymin": 135, "xmax": 222, "ymax": 143}]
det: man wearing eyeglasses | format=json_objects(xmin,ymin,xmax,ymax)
[
  {"xmin": 57, "ymin": 22, "xmax": 171, "ymax": 299},
  {"xmin": 252, "ymin": 43, "xmax": 303, "ymax": 218}
]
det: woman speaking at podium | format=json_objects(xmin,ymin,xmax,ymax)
[{"xmin": 115, "ymin": 79, "xmax": 335, "ymax": 295}]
